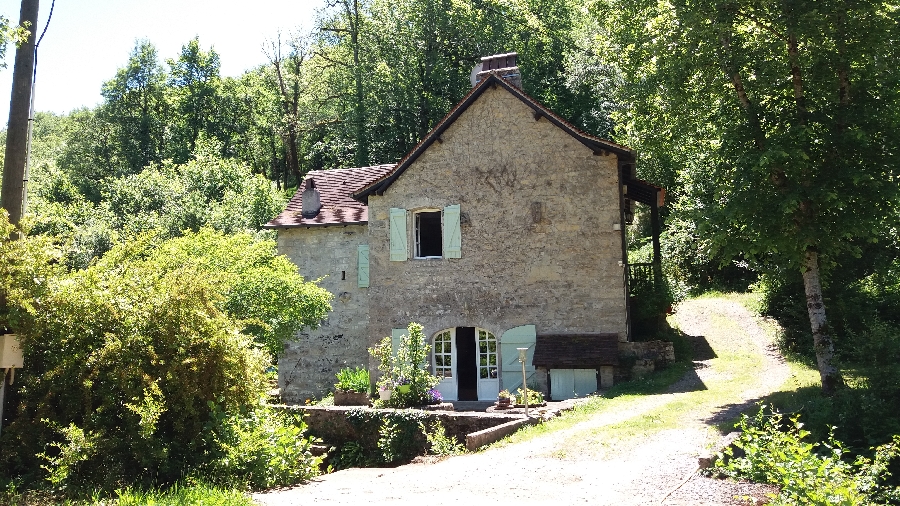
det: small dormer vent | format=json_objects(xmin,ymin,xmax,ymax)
[{"xmin": 301, "ymin": 178, "xmax": 322, "ymax": 218}]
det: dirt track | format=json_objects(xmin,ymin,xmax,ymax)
[{"xmin": 255, "ymin": 298, "xmax": 786, "ymax": 505}]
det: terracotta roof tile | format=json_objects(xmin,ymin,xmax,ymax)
[{"xmin": 264, "ymin": 164, "xmax": 395, "ymax": 228}]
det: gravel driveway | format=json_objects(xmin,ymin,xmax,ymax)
[{"xmin": 255, "ymin": 298, "xmax": 787, "ymax": 505}]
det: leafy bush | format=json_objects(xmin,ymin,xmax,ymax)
[
  {"xmin": 715, "ymin": 406, "xmax": 900, "ymax": 505},
  {"xmin": 0, "ymin": 227, "xmax": 329, "ymax": 492},
  {"xmin": 369, "ymin": 323, "xmax": 440, "ymax": 408},
  {"xmin": 513, "ymin": 388, "xmax": 544, "ymax": 405},
  {"xmin": 339, "ymin": 409, "xmax": 431, "ymax": 466},
  {"xmin": 421, "ymin": 421, "xmax": 465, "ymax": 456},
  {"xmin": 335, "ymin": 366, "xmax": 370, "ymax": 393},
  {"xmin": 200, "ymin": 404, "xmax": 322, "ymax": 489}
]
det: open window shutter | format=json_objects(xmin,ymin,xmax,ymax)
[
  {"xmin": 357, "ymin": 244, "xmax": 370, "ymax": 288},
  {"xmin": 391, "ymin": 329, "xmax": 405, "ymax": 358},
  {"xmin": 389, "ymin": 208, "xmax": 408, "ymax": 261},
  {"xmin": 443, "ymin": 204, "xmax": 461, "ymax": 258},
  {"xmin": 500, "ymin": 325, "xmax": 536, "ymax": 393}
]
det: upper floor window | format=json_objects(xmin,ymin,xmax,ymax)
[
  {"xmin": 390, "ymin": 204, "xmax": 461, "ymax": 261},
  {"xmin": 415, "ymin": 210, "xmax": 442, "ymax": 258}
]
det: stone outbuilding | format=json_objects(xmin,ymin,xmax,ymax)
[{"xmin": 265, "ymin": 54, "xmax": 664, "ymax": 404}]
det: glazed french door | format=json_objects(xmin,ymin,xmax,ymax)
[
  {"xmin": 432, "ymin": 329, "xmax": 458, "ymax": 401},
  {"xmin": 476, "ymin": 329, "xmax": 499, "ymax": 400}
]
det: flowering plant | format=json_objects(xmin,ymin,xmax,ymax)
[
  {"xmin": 426, "ymin": 388, "xmax": 443, "ymax": 404},
  {"xmin": 497, "ymin": 389, "xmax": 511, "ymax": 399}
]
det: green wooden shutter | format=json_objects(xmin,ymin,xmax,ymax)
[
  {"xmin": 550, "ymin": 369, "xmax": 575, "ymax": 400},
  {"xmin": 357, "ymin": 244, "xmax": 370, "ymax": 288},
  {"xmin": 389, "ymin": 208, "xmax": 408, "ymax": 261},
  {"xmin": 443, "ymin": 204, "xmax": 461, "ymax": 258},
  {"xmin": 550, "ymin": 369, "xmax": 597, "ymax": 400},
  {"xmin": 391, "ymin": 329, "xmax": 405, "ymax": 358},
  {"xmin": 500, "ymin": 325, "xmax": 536, "ymax": 393},
  {"xmin": 573, "ymin": 369, "xmax": 598, "ymax": 397}
]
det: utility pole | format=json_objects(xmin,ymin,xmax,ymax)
[{"xmin": 1, "ymin": 0, "xmax": 39, "ymax": 227}]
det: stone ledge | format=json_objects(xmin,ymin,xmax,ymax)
[{"xmin": 466, "ymin": 417, "xmax": 536, "ymax": 451}]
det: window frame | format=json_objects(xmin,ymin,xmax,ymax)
[{"xmin": 413, "ymin": 208, "xmax": 443, "ymax": 259}]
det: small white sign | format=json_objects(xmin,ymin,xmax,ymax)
[{"xmin": 0, "ymin": 334, "xmax": 23, "ymax": 369}]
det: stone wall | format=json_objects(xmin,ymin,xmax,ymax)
[
  {"xmin": 276, "ymin": 225, "xmax": 371, "ymax": 403},
  {"xmin": 280, "ymin": 404, "xmax": 523, "ymax": 447},
  {"xmin": 366, "ymin": 86, "xmax": 628, "ymax": 392}
]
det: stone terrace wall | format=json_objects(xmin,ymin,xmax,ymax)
[
  {"xmin": 280, "ymin": 405, "xmax": 523, "ymax": 447},
  {"xmin": 366, "ymin": 85, "xmax": 628, "ymax": 387},
  {"xmin": 277, "ymin": 225, "xmax": 371, "ymax": 403}
]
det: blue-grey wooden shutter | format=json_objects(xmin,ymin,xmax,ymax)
[
  {"xmin": 573, "ymin": 369, "xmax": 598, "ymax": 397},
  {"xmin": 443, "ymin": 204, "xmax": 461, "ymax": 258},
  {"xmin": 550, "ymin": 369, "xmax": 576, "ymax": 400},
  {"xmin": 500, "ymin": 325, "xmax": 536, "ymax": 393},
  {"xmin": 550, "ymin": 369, "xmax": 598, "ymax": 400},
  {"xmin": 357, "ymin": 244, "xmax": 370, "ymax": 288},
  {"xmin": 391, "ymin": 328, "xmax": 405, "ymax": 358},
  {"xmin": 389, "ymin": 208, "xmax": 408, "ymax": 261}
]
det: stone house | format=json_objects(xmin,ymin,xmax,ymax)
[{"xmin": 265, "ymin": 54, "xmax": 664, "ymax": 404}]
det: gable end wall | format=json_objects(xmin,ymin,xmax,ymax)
[{"xmin": 367, "ymin": 86, "xmax": 627, "ymax": 363}]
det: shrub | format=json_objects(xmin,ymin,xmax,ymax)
[
  {"xmin": 0, "ymin": 228, "xmax": 328, "ymax": 492},
  {"xmin": 513, "ymin": 388, "xmax": 544, "ymax": 405},
  {"xmin": 715, "ymin": 405, "xmax": 900, "ymax": 505},
  {"xmin": 200, "ymin": 404, "xmax": 322, "ymax": 489},
  {"xmin": 369, "ymin": 323, "xmax": 440, "ymax": 408},
  {"xmin": 335, "ymin": 366, "xmax": 370, "ymax": 393}
]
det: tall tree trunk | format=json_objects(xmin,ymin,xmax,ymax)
[
  {"xmin": 801, "ymin": 248, "xmax": 843, "ymax": 395},
  {"xmin": 1, "ymin": 0, "xmax": 39, "ymax": 228},
  {"xmin": 350, "ymin": 0, "xmax": 367, "ymax": 167}
]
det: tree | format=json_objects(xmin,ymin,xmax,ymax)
[
  {"xmin": 100, "ymin": 40, "xmax": 169, "ymax": 176},
  {"xmin": 166, "ymin": 37, "xmax": 222, "ymax": 161},
  {"xmin": 597, "ymin": 0, "xmax": 900, "ymax": 394}
]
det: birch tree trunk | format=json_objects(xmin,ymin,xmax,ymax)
[{"xmin": 802, "ymin": 248, "xmax": 843, "ymax": 395}]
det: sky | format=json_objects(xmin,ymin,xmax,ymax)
[{"xmin": 0, "ymin": 0, "xmax": 323, "ymax": 124}]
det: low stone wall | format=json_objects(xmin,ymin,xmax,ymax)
[
  {"xmin": 619, "ymin": 340, "xmax": 676, "ymax": 364},
  {"xmin": 277, "ymin": 404, "xmax": 523, "ymax": 448},
  {"xmin": 617, "ymin": 340, "xmax": 676, "ymax": 381}
]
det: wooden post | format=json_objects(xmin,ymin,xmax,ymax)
[
  {"xmin": 1, "ymin": 0, "xmax": 40, "ymax": 227},
  {"xmin": 651, "ymin": 191, "xmax": 662, "ymax": 287}
]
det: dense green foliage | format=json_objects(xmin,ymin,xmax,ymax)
[
  {"xmin": 335, "ymin": 366, "xmax": 371, "ymax": 394},
  {"xmin": 714, "ymin": 406, "xmax": 900, "ymax": 505},
  {"xmin": 370, "ymin": 323, "xmax": 441, "ymax": 408},
  {"xmin": 0, "ymin": 220, "xmax": 328, "ymax": 492}
]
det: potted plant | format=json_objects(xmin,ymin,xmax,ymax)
[
  {"xmin": 497, "ymin": 389, "xmax": 512, "ymax": 409},
  {"xmin": 378, "ymin": 382, "xmax": 393, "ymax": 401},
  {"xmin": 513, "ymin": 388, "xmax": 546, "ymax": 407},
  {"xmin": 333, "ymin": 366, "xmax": 371, "ymax": 405}
]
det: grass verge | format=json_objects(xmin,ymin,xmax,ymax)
[{"xmin": 0, "ymin": 481, "xmax": 256, "ymax": 506}]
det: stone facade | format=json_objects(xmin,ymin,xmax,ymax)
[
  {"xmin": 366, "ymin": 85, "xmax": 627, "ymax": 360},
  {"xmin": 277, "ymin": 225, "xmax": 371, "ymax": 402},
  {"xmin": 272, "ymin": 75, "xmax": 638, "ymax": 403}
]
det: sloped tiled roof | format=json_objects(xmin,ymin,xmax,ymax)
[
  {"xmin": 353, "ymin": 72, "xmax": 636, "ymax": 202},
  {"xmin": 264, "ymin": 164, "xmax": 395, "ymax": 228},
  {"xmin": 532, "ymin": 334, "xmax": 620, "ymax": 368}
]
